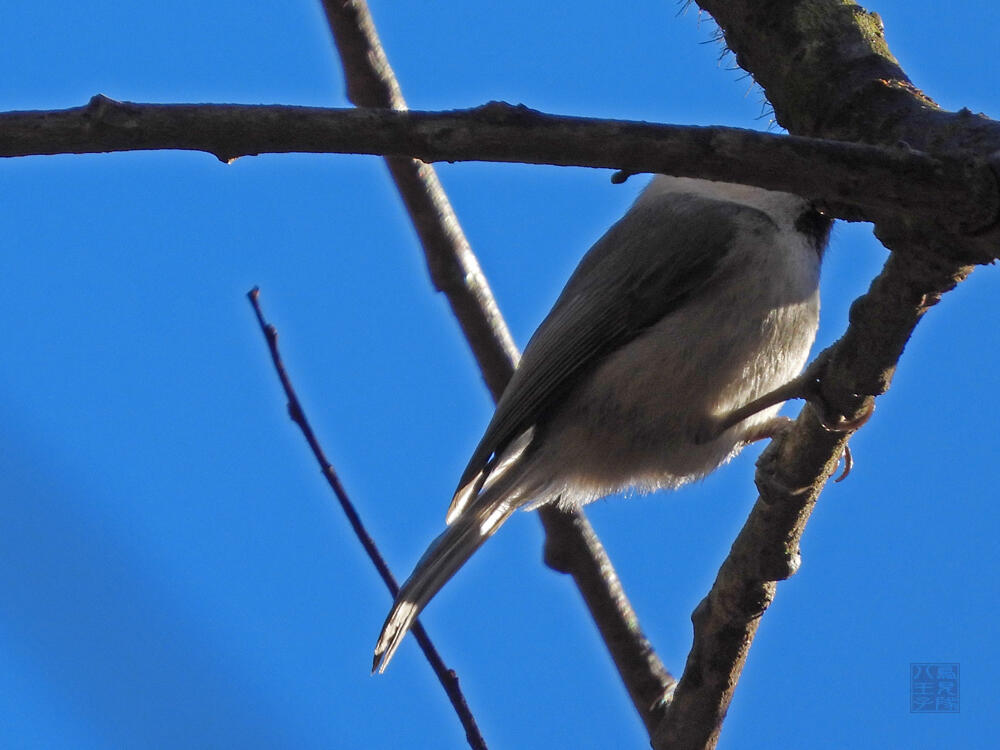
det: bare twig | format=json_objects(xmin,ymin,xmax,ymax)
[
  {"xmin": 246, "ymin": 287, "xmax": 488, "ymax": 750},
  {"xmin": 319, "ymin": 0, "xmax": 675, "ymax": 733}
]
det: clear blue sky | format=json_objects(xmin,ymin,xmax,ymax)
[{"xmin": 2, "ymin": 1, "xmax": 997, "ymax": 748}]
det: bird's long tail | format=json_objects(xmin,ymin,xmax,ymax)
[{"xmin": 372, "ymin": 477, "xmax": 523, "ymax": 673}]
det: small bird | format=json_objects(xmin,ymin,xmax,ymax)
[{"xmin": 373, "ymin": 175, "xmax": 833, "ymax": 673}]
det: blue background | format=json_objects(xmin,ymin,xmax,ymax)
[{"xmin": 1, "ymin": 1, "xmax": 997, "ymax": 748}]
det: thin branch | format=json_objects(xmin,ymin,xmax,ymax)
[
  {"xmin": 319, "ymin": 0, "xmax": 675, "ymax": 733},
  {"xmin": 246, "ymin": 287, "xmax": 488, "ymax": 750},
  {"xmin": 2, "ymin": 97, "xmax": 998, "ymax": 239}
]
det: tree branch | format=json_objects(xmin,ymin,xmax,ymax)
[
  {"xmin": 319, "ymin": 0, "xmax": 674, "ymax": 734},
  {"xmin": 540, "ymin": 509, "xmax": 675, "ymax": 731},
  {"xmin": 246, "ymin": 288, "xmax": 487, "ymax": 750},
  {"xmin": 653, "ymin": 251, "xmax": 972, "ymax": 750},
  {"xmin": 648, "ymin": 2, "xmax": 994, "ymax": 746},
  {"xmin": 2, "ymin": 97, "xmax": 997, "ymax": 239},
  {"xmin": 320, "ymin": 0, "xmax": 518, "ymax": 398},
  {"xmin": 4, "ymin": 4, "xmax": 996, "ymax": 745}
]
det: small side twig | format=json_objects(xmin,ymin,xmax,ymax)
[{"xmin": 246, "ymin": 287, "xmax": 488, "ymax": 750}]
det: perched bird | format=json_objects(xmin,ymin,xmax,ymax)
[{"xmin": 373, "ymin": 175, "xmax": 833, "ymax": 673}]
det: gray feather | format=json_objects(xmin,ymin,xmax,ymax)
[
  {"xmin": 372, "ymin": 456, "xmax": 522, "ymax": 673},
  {"xmin": 450, "ymin": 196, "xmax": 766, "ymax": 510},
  {"xmin": 376, "ymin": 176, "xmax": 830, "ymax": 672}
]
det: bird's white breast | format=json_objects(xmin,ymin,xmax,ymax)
[{"xmin": 521, "ymin": 204, "xmax": 821, "ymax": 508}]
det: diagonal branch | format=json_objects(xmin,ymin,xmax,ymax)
[
  {"xmin": 319, "ymin": 0, "xmax": 674, "ymax": 734},
  {"xmin": 649, "ymin": 2, "xmax": 993, "ymax": 746},
  {"xmin": 319, "ymin": 0, "xmax": 518, "ymax": 397},
  {"xmin": 246, "ymin": 288, "xmax": 488, "ymax": 750},
  {"xmin": 652, "ymin": 247, "xmax": 972, "ymax": 750},
  {"xmin": 3, "ymin": 4, "xmax": 994, "ymax": 745}
]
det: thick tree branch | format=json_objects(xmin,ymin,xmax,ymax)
[
  {"xmin": 653, "ymin": 250, "xmax": 972, "ymax": 750},
  {"xmin": 697, "ymin": 0, "xmax": 995, "ymax": 153},
  {"xmin": 2, "ymin": 97, "xmax": 997, "ymax": 241},
  {"xmin": 649, "ymin": 2, "xmax": 995, "ymax": 747},
  {"xmin": 319, "ymin": 0, "xmax": 674, "ymax": 734}
]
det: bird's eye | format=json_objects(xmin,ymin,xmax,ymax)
[{"xmin": 795, "ymin": 207, "xmax": 834, "ymax": 249}]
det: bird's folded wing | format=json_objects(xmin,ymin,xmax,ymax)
[{"xmin": 448, "ymin": 197, "xmax": 769, "ymax": 518}]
